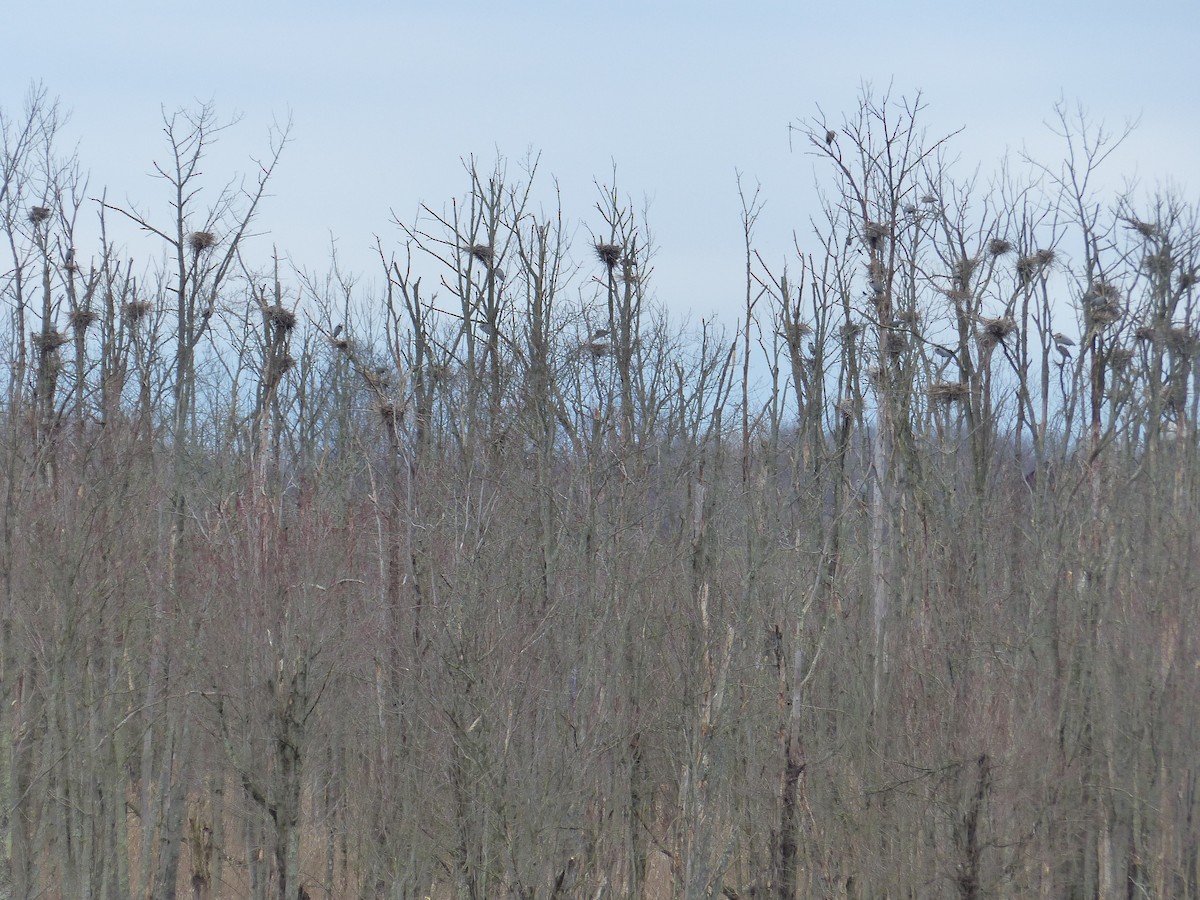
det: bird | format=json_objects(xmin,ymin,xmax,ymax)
[
  {"xmin": 825, "ymin": 129, "xmax": 837, "ymax": 145},
  {"xmin": 1052, "ymin": 333, "xmax": 1074, "ymax": 360},
  {"xmin": 65, "ymin": 247, "xmax": 75, "ymax": 267},
  {"xmin": 933, "ymin": 346, "xmax": 955, "ymax": 360},
  {"xmin": 591, "ymin": 328, "xmax": 611, "ymax": 340},
  {"xmin": 331, "ymin": 324, "xmax": 343, "ymax": 339}
]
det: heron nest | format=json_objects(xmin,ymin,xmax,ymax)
[
  {"xmin": 28, "ymin": 206, "xmax": 51, "ymax": 224},
  {"xmin": 594, "ymin": 243, "xmax": 622, "ymax": 269},
  {"xmin": 1180, "ymin": 270, "xmax": 1198, "ymax": 290},
  {"xmin": 70, "ymin": 309, "xmax": 98, "ymax": 330},
  {"xmin": 1134, "ymin": 325, "xmax": 1157, "ymax": 343},
  {"xmin": 268, "ymin": 305, "xmax": 297, "ymax": 332},
  {"xmin": 1086, "ymin": 280, "xmax": 1117, "ymax": 302},
  {"xmin": 188, "ymin": 231, "xmax": 217, "ymax": 253},
  {"xmin": 780, "ymin": 321, "xmax": 812, "ymax": 347},
  {"xmin": 928, "ymin": 381, "xmax": 969, "ymax": 403},
  {"xmin": 1144, "ymin": 250, "xmax": 1173, "ymax": 280},
  {"xmin": 585, "ymin": 341, "xmax": 611, "ymax": 358},
  {"xmin": 1090, "ymin": 302, "xmax": 1123, "ymax": 328},
  {"xmin": 863, "ymin": 221, "xmax": 891, "ymax": 248},
  {"xmin": 363, "ymin": 369, "xmax": 390, "ymax": 389},
  {"xmin": 988, "ymin": 238, "xmax": 1013, "ymax": 257},
  {"xmin": 1126, "ymin": 218, "xmax": 1159, "ymax": 239},
  {"xmin": 1085, "ymin": 282, "xmax": 1122, "ymax": 327},
  {"xmin": 979, "ymin": 316, "xmax": 1017, "ymax": 348},
  {"xmin": 376, "ymin": 399, "xmax": 403, "ymax": 427},
  {"xmin": 953, "ymin": 256, "xmax": 979, "ymax": 290},
  {"xmin": 32, "ymin": 330, "xmax": 68, "ymax": 353},
  {"xmin": 468, "ymin": 243, "xmax": 494, "ymax": 265},
  {"xmin": 893, "ymin": 308, "xmax": 922, "ymax": 326},
  {"xmin": 1166, "ymin": 327, "xmax": 1200, "ymax": 356},
  {"xmin": 124, "ymin": 300, "xmax": 152, "ymax": 321}
]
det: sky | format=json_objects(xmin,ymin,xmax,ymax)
[{"xmin": 4, "ymin": 0, "xmax": 1198, "ymax": 327}]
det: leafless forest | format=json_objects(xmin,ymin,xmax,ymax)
[{"xmin": 2, "ymin": 85, "xmax": 1199, "ymax": 899}]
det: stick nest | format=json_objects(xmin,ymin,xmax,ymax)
[
  {"xmin": 780, "ymin": 321, "xmax": 812, "ymax": 347},
  {"xmin": 1015, "ymin": 250, "xmax": 1054, "ymax": 283},
  {"xmin": 268, "ymin": 305, "xmax": 297, "ymax": 332},
  {"xmin": 376, "ymin": 399, "xmax": 403, "ymax": 427},
  {"xmin": 1126, "ymin": 218, "xmax": 1159, "ymax": 239},
  {"xmin": 979, "ymin": 316, "xmax": 1017, "ymax": 347},
  {"xmin": 124, "ymin": 300, "xmax": 152, "ymax": 321},
  {"xmin": 863, "ymin": 221, "xmax": 891, "ymax": 248},
  {"xmin": 468, "ymin": 243, "xmax": 494, "ymax": 265},
  {"xmin": 1085, "ymin": 282, "xmax": 1123, "ymax": 327},
  {"xmin": 988, "ymin": 238, "xmax": 1013, "ymax": 257},
  {"xmin": 32, "ymin": 330, "xmax": 68, "ymax": 352},
  {"xmin": 188, "ymin": 231, "xmax": 217, "ymax": 253},
  {"xmin": 953, "ymin": 257, "xmax": 979, "ymax": 290},
  {"xmin": 1166, "ymin": 327, "xmax": 1200, "ymax": 356},
  {"xmin": 928, "ymin": 381, "xmax": 969, "ymax": 403},
  {"xmin": 594, "ymin": 243, "xmax": 622, "ymax": 269},
  {"xmin": 28, "ymin": 206, "xmax": 51, "ymax": 224},
  {"xmin": 1144, "ymin": 250, "xmax": 1173, "ymax": 279},
  {"xmin": 70, "ymin": 309, "xmax": 98, "ymax": 330}
]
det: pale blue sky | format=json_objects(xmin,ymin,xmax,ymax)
[{"xmin": 5, "ymin": 0, "xmax": 1197, "ymax": 323}]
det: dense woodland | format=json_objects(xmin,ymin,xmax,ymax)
[{"xmin": 1, "ymin": 85, "xmax": 1199, "ymax": 899}]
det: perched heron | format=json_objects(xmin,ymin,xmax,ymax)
[
  {"xmin": 1052, "ymin": 333, "xmax": 1074, "ymax": 360},
  {"xmin": 933, "ymin": 346, "xmax": 955, "ymax": 360}
]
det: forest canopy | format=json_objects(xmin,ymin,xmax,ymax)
[{"xmin": 1, "ymin": 84, "xmax": 1198, "ymax": 899}]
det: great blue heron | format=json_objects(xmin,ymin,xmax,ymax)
[{"xmin": 1053, "ymin": 333, "xmax": 1074, "ymax": 360}]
